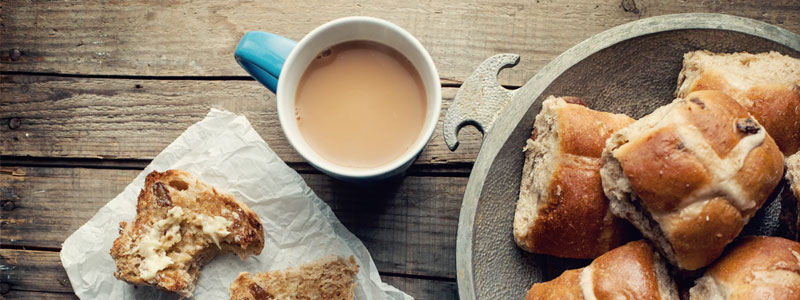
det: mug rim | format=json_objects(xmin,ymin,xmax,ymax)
[{"xmin": 276, "ymin": 16, "xmax": 442, "ymax": 179}]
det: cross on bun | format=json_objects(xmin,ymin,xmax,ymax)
[
  {"xmin": 676, "ymin": 50, "xmax": 800, "ymax": 156},
  {"xmin": 514, "ymin": 96, "xmax": 637, "ymax": 259},
  {"xmin": 600, "ymin": 90, "xmax": 784, "ymax": 270},
  {"xmin": 689, "ymin": 236, "xmax": 800, "ymax": 300},
  {"xmin": 525, "ymin": 240, "xmax": 678, "ymax": 300},
  {"xmin": 676, "ymin": 50, "xmax": 800, "ymax": 247}
]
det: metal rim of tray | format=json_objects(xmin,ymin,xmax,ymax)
[{"xmin": 455, "ymin": 13, "xmax": 800, "ymax": 300}]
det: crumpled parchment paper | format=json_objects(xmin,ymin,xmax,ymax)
[{"xmin": 60, "ymin": 109, "xmax": 413, "ymax": 300}]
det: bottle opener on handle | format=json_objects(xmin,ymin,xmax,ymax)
[{"xmin": 443, "ymin": 53, "xmax": 521, "ymax": 151}]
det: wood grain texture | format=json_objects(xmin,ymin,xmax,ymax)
[
  {"xmin": 301, "ymin": 174, "xmax": 461, "ymax": 278},
  {"xmin": 0, "ymin": 250, "xmax": 73, "ymax": 293},
  {"xmin": 0, "ymin": 75, "xmax": 482, "ymax": 165},
  {"xmin": 0, "ymin": 166, "xmax": 138, "ymax": 248},
  {"xmin": 0, "ymin": 166, "xmax": 463, "ymax": 278},
  {"xmin": 2, "ymin": 0, "xmax": 798, "ymax": 86},
  {"xmin": 0, "ymin": 249, "xmax": 454, "ymax": 299},
  {"xmin": 1, "ymin": 290, "xmax": 80, "ymax": 300},
  {"xmin": 383, "ymin": 276, "xmax": 457, "ymax": 300}
]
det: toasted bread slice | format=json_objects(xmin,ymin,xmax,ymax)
[
  {"xmin": 110, "ymin": 169, "xmax": 264, "ymax": 298},
  {"xmin": 229, "ymin": 256, "xmax": 359, "ymax": 300}
]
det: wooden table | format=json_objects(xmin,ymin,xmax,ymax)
[{"xmin": 1, "ymin": 1, "xmax": 798, "ymax": 299}]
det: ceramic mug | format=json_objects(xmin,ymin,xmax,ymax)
[{"xmin": 234, "ymin": 16, "xmax": 441, "ymax": 181}]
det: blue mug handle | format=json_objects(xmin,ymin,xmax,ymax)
[{"xmin": 234, "ymin": 31, "xmax": 298, "ymax": 93}]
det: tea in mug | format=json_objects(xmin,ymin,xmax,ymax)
[{"xmin": 295, "ymin": 41, "xmax": 427, "ymax": 168}]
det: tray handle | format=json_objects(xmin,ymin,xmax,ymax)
[{"xmin": 443, "ymin": 53, "xmax": 520, "ymax": 151}]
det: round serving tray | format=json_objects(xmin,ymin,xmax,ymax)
[{"xmin": 444, "ymin": 13, "xmax": 800, "ymax": 300}]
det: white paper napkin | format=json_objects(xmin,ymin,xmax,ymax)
[{"xmin": 60, "ymin": 109, "xmax": 413, "ymax": 300}]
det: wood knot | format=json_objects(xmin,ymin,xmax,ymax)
[
  {"xmin": 621, "ymin": 0, "xmax": 640, "ymax": 14},
  {"xmin": 8, "ymin": 118, "xmax": 21, "ymax": 130},
  {"xmin": 736, "ymin": 118, "xmax": 760, "ymax": 134},
  {"xmin": 9, "ymin": 49, "xmax": 21, "ymax": 61},
  {"xmin": 1, "ymin": 200, "xmax": 15, "ymax": 211},
  {"xmin": 0, "ymin": 282, "xmax": 10, "ymax": 295}
]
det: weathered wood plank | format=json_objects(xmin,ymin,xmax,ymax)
[
  {"xmin": 0, "ymin": 75, "xmax": 482, "ymax": 165},
  {"xmin": 0, "ymin": 249, "xmax": 455, "ymax": 299},
  {"xmin": 383, "ymin": 276, "xmax": 457, "ymax": 300},
  {"xmin": 2, "ymin": 0, "xmax": 798, "ymax": 86},
  {"xmin": 0, "ymin": 167, "xmax": 138, "ymax": 249},
  {"xmin": 0, "ymin": 250, "xmax": 72, "ymax": 293},
  {"xmin": 0, "ymin": 166, "xmax": 463, "ymax": 278},
  {"xmin": 1, "ymin": 290, "xmax": 80, "ymax": 300},
  {"xmin": 300, "ymin": 174, "xmax": 460, "ymax": 278}
]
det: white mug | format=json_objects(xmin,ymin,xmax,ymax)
[{"xmin": 235, "ymin": 16, "xmax": 442, "ymax": 181}]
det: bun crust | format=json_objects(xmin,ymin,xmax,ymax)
[
  {"xmin": 788, "ymin": 153, "xmax": 800, "ymax": 238},
  {"xmin": 525, "ymin": 240, "xmax": 678, "ymax": 300},
  {"xmin": 514, "ymin": 96, "xmax": 636, "ymax": 259},
  {"xmin": 524, "ymin": 268, "xmax": 583, "ymax": 300},
  {"xmin": 676, "ymin": 50, "xmax": 800, "ymax": 249},
  {"xmin": 788, "ymin": 152, "xmax": 800, "ymax": 200},
  {"xmin": 689, "ymin": 236, "xmax": 800, "ymax": 300},
  {"xmin": 601, "ymin": 91, "xmax": 784, "ymax": 270},
  {"xmin": 676, "ymin": 50, "xmax": 800, "ymax": 156}
]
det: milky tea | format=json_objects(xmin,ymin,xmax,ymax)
[{"xmin": 295, "ymin": 41, "xmax": 427, "ymax": 168}]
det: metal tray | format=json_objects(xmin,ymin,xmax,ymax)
[{"xmin": 443, "ymin": 13, "xmax": 800, "ymax": 300}]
